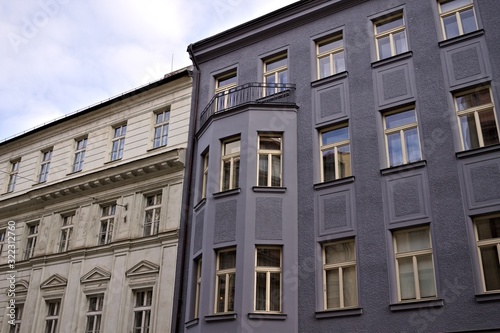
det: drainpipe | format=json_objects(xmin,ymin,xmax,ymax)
[{"xmin": 172, "ymin": 44, "xmax": 200, "ymax": 333}]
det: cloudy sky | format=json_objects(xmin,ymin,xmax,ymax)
[{"xmin": 0, "ymin": 0, "xmax": 297, "ymax": 142}]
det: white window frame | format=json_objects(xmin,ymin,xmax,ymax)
[
  {"xmin": 383, "ymin": 108, "xmax": 422, "ymax": 167},
  {"xmin": 0, "ymin": 228, "xmax": 5, "ymax": 256},
  {"xmin": 438, "ymin": 0, "xmax": 477, "ymax": 39},
  {"xmin": 85, "ymin": 295, "xmax": 104, "ymax": 333},
  {"xmin": 374, "ymin": 12, "xmax": 408, "ymax": 60},
  {"xmin": 254, "ymin": 247, "xmax": 282, "ymax": 313},
  {"xmin": 45, "ymin": 300, "xmax": 61, "ymax": 333},
  {"xmin": 319, "ymin": 125, "xmax": 352, "ymax": 182},
  {"xmin": 194, "ymin": 258, "xmax": 202, "ymax": 318},
  {"xmin": 201, "ymin": 152, "xmax": 209, "ymax": 199},
  {"xmin": 111, "ymin": 124, "xmax": 127, "ymax": 161},
  {"xmin": 144, "ymin": 193, "xmax": 162, "ymax": 236},
  {"xmin": 215, "ymin": 71, "xmax": 237, "ymax": 112},
  {"xmin": 257, "ymin": 134, "xmax": 282, "ymax": 187},
  {"xmin": 39, "ymin": 149, "xmax": 52, "ymax": 183},
  {"xmin": 133, "ymin": 289, "xmax": 153, "ymax": 333},
  {"xmin": 220, "ymin": 138, "xmax": 240, "ymax": 191},
  {"xmin": 263, "ymin": 53, "xmax": 288, "ymax": 96},
  {"xmin": 316, "ymin": 33, "xmax": 345, "ymax": 80},
  {"xmin": 58, "ymin": 214, "xmax": 74, "ymax": 253},
  {"xmin": 214, "ymin": 248, "xmax": 236, "ymax": 314},
  {"xmin": 10, "ymin": 304, "xmax": 23, "ymax": 333},
  {"xmin": 322, "ymin": 239, "xmax": 358, "ymax": 310},
  {"xmin": 99, "ymin": 205, "xmax": 115, "ymax": 245},
  {"xmin": 454, "ymin": 87, "xmax": 500, "ymax": 151},
  {"xmin": 153, "ymin": 108, "xmax": 170, "ymax": 148},
  {"xmin": 24, "ymin": 222, "xmax": 39, "ymax": 260},
  {"xmin": 393, "ymin": 226, "xmax": 437, "ymax": 302},
  {"xmin": 474, "ymin": 214, "xmax": 500, "ymax": 293},
  {"xmin": 7, "ymin": 159, "xmax": 20, "ymax": 193}
]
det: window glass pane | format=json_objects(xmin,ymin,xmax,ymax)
[
  {"xmin": 460, "ymin": 114, "xmax": 480, "ymax": 150},
  {"xmin": 326, "ymin": 269, "xmax": 340, "ymax": 308},
  {"xmin": 404, "ymin": 128, "xmax": 421, "ymax": 163},
  {"xmin": 258, "ymin": 155, "xmax": 268, "ymax": 187},
  {"xmin": 377, "ymin": 36, "xmax": 392, "ymax": 60},
  {"xmin": 260, "ymin": 136, "xmax": 281, "ymax": 150},
  {"xmin": 318, "ymin": 37, "xmax": 343, "ymax": 54},
  {"xmin": 376, "ymin": 16, "xmax": 404, "ymax": 34},
  {"xmin": 443, "ymin": 15, "xmax": 460, "ymax": 39},
  {"xmin": 86, "ymin": 316, "xmax": 95, "ymax": 332},
  {"xmin": 334, "ymin": 51, "xmax": 345, "ymax": 73},
  {"xmin": 270, "ymin": 272, "xmax": 281, "ymax": 311},
  {"xmin": 278, "ymin": 70, "xmax": 288, "ymax": 86},
  {"xmin": 337, "ymin": 145, "xmax": 351, "ymax": 178},
  {"xmin": 322, "ymin": 149, "xmax": 336, "ymax": 182},
  {"xmin": 479, "ymin": 109, "xmax": 500, "ymax": 147},
  {"xmin": 266, "ymin": 56, "xmax": 287, "ymax": 71},
  {"xmin": 386, "ymin": 110, "xmax": 416, "ymax": 129},
  {"xmin": 224, "ymin": 141, "xmax": 240, "ymax": 154},
  {"xmin": 228, "ymin": 274, "xmax": 235, "ymax": 311},
  {"xmin": 219, "ymin": 250, "xmax": 236, "ymax": 269},
  {"xmin": 233, "ymin": 158, "xmax": 240, "ymax": 188},
  {"xmin": 393, "ymin": 31, "xmax": 408, "ymax": 55},
  {"xmin": 387, "ymin": 132, "xmax": 403, "ymax": 167},
  {"xmin": 257, "ymin": 248, "xmax": 281, "ymax": 267},
  {"xmin": 480, "ymin": 246, "xmax": 500, "ymax": 291},
  {"xmin": 255, "ymin": 272, "xmax": 266, "ymax": 311},
  {"xmin": 457, "ymin": 89, "xmax": 491, "ymax": 110},
  {"xmin": 417, "ymin": 254, "xmax": 436, "ymax": 298},
  {"xmin": 396, "ymin": 229, "xmax": 431, "ymax": 253},
  {"xmin": 319, "ymin": 56, "xmax": 331, "ymax": 79},
  {"xmin": 440, "ymin": 0, "xmax": 472, "ymax": 13},
  {"xmin": 222, "ymin": 160, "xmax": 231, "ymax": 191},
  {"xmin": 325, "ymin": 241, "xmax": 355, "ymax": 264},
  {"xmin": 271, "ymin": 155, "xmax": 281, "ymax": 186},
  {"xmin": 216, "ymin": 275, "xmax": 226, "ymax": 312},
  {"xmin": 476, "ymin": 217, "xmax": 500, "ymax": 240},
  {"xmin": 218, "ymin": 73, "xmax": 237, "ymax": 88},
  {"xmin": 460, "ymin": 8, "xmax": 477, "ymax": 34},
  {"xmin": 322, "ymin": 127, "xmax": 349, "ymax": 145},
  {"xmin": 343, "ymin": 266, "xmax": 358, "ymax": 307},
  {"xmin": 398, "ymin": 257, "xmax": 416, "ymax": 300}
]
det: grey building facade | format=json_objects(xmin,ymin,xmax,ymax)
[{"xmin": 173, "ymin": 0, "xmax": 500, "ymax": 332}]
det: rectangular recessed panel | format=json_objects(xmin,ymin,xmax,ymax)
[
  {"xmin": 194, "ymin": 210, "xmax": 204, "ymax": 253},
  {"xmin": 214, "ymin": 200, "xmax": 237, "ymax": 244},
  {"xmin": 255, "ymin": 197, "xmax": 282, "ymax": 240}
]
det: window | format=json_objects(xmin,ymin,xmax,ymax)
[
  {"xmin": 194, "ymin": 259, "xmax": 202, "ymax": 318},
  {"xmin": 374, "ymin": 12, "xmax": 408, "ymax": 60},
  {"xmin": 320, "ymin": 125, "xmax": 352, "ymax": 182},
  {"xmin": 215, "ymin": 249, "xmax": 236, "ymax": 313},
  {"xmin": 474, "ymin": 215, "xmax": 500, "ymax": 292},
  {"xmin": 58, "ymin": 214, "xmax": 74, "ymax": 253},
  {"xmin": 133, "ymin": 290, "xmax": 153, "ymax": 333},
  {"xmin": 144, "ymin": 194, "xmax": 162, "ymax": 236},
  {"xmin": 111, "ymin": 124, "xmax": 127, "ymax": 161},
  {"xmin": 0, "ymin": 229, "xmax": 5, "ymax": 256},
  {"xmin": 264, "ymin": 53, "xmax": 288, "ymax": 96},
  {"xmin": 7, "ymin": 160, "xmax": 20, "ymax": 193},
  {"xmin": 439, "ymin": 0, "xmax": 477, "ymax": 39},
  {"xmin": 455, "ymin": 88, "xmax": 499, "ymax": 151},
  {"xmin": 153, "ymin": 108, "xmax": 170, "ymax": 148},
  {"xmin": 255, "ymin": 247, "xmax": 282, "ymax": 312},
  {"xmin": 39, "ymin": 149, "xmax": 52, "ymax": 183},
  {"xmin": 323, "ymin": 240, "xmax": 358, "ymax": 310},
  {"xmin": 384, "ymin": 109, "xmax": 422, "ymax": 167},
  {"xmin": 257, "ymin": 134, "xmax": 282, "ymax": 187},
  {"xmin": 316, "ymin": 33, "xmax": 345, "ymax": 79},
  {"xmin": 221, "ymin": 139, "xmax": 240, "ymax": 191},
  {"xmin": 99, "ymin": 205, "xmax": 115, "ymax": 245},
  {"xmin": 215, "ymin": 72, "xmax": 237, "ymax": 112},
  {"xmin": 24, "ymin": 222, "xmax": 38, "ymax": 260},
  {"xmin": 393, "ymin": 227, "xmax": 437, "ymax": 302},
  {"xmin": 201, "ymin": 152, "xmax": 209, "ymax": 199},
  {"xmin": 73, "ymin": 138, "xmax": 87, "ymax": 173},
  {"xmin": 45, "ymin": 300, "xmax": 60, "ymax": 333},
  {"xmin": 86, "ymin": 295, "xmax": 104, "ymax": 333},
  {"xmin": 9, "ymin": 304, "xmax": 22, "ymax": 333}
]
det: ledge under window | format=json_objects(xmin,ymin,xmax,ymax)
[
  {"xmin": 213, "ymin": 188, "xmax": 241, "ymax": 199},
  {"xmin": 380, "ymin": 160, "xmax": 427, "ymax": 176},
  {"xmin": 193, "ymin": 198, "xmax": 206, "ymax": 212},
  {"xmin": 185, "ymin": 318, "xmax": 199, "ymax": 328},
  {"xmin": 456, "ymin": 144, "xmax": 500, "ymax": 159},
  {"xmin": 248, "ymin": 313, "xmax": 287, "ymax": 320},
  {"xmin": 390, "ymin": 298, "xmax": 444, "ymax": 312},
  {"xmin": 475, "ymin": 292, "xmax": 500, "ymax": 303},
  {"xmin": 314, "ymin": 176, "xmax": 355, "ymax": 190},
  {"xmin": 439, "ymin": 29, "xmax": 484, "ymax": 48},
  {"xmin": 311, "ymin": 71, "xmax": 348, "ymax": 88},
  {"xmin": 252, "ymin": 186, "xmax": 286, "ymax": 193},
  {"xmin": 204, "ymin": 313, "xmax": 237, "ymax": 322},
  {"xmin": 315, "ymin": 307, "xmax": 363, "ymax": 319},
  {"xmin": 371, "ymin": 51, "xmax": 413, "ymax": 69}
]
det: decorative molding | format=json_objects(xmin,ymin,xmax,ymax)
[
  {"xmin": 126, "ymin": 260, "xmax": 160, "ymax": 277},
  {"xmin": 40, "ymin": 274, "xmax": 68, "ymax": 289},
  {"xmin": 81, "ymin": 266, "xmax": 111, "ymax": 284}
]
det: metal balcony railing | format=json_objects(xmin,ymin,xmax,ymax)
[{"xmin": 199, "ymin": 82, "xmax": 296, "ymax": 127}]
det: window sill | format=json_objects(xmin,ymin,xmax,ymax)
[
  {"xmin": 66, "ymin": 170, "xmax": 82, "ymax": 176},
  {"xmin": 380, "ymin": 160, "xmax": 427, "ymax": 176},
  {"xmin": 147, "ymin": 145, "xmax": 168, "ymax": 152},
  {"xmin": 104, "ymin": 158, "xmax": 122, "ymax": 165},
  {"xmin": 475, "ymin": 292, "xmax": 500, "ymax": 303},
  {"xmin": 194, "ymin": 198, "xmax": 206, "ymax": 212},
  {"xmin": 438, "ymin": 29, "xmax": 484, "ymax": 48},
  {"xmin": 390, "ymin": 298, "xmax": 443, "ymax": 312},
  {"xmin": 213, "ymin": 188, "xmax": 241, "ymax": 199},
  {"xmin": 456, "ymin": 144, "xmax": 500, "ymax": 159},
  {"xmin": 315, "ymin": 307, "xmax": 363, "ymax": 319},
  {"xmin": 185, "ymin": 318, "xmax": 199, "ymax": 328},
  {"xmin": 311, "ymin": 71, "xmax": 348, "ymax": 88},
  {"xmin": 247, "ymin": 313, "xmax": 287, "ymax": 320},
  {"xmin": 204, "ymin": 313, "xmax": 237, "ymax": 322},
  {"xmin": 371, "ymin": 51, "xmax": 413, "ymax": 69},
  {"xmin": 313, "ymin": 176, "xmax": 355, "ymax": 190},
  {"xmin": 252, "ymin": 186, "xmax": 286, "ymax": 193}
]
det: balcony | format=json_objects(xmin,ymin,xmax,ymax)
[{"xmin": 199, "ymin": 82, "xmax": 296, "ymax": 127}]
